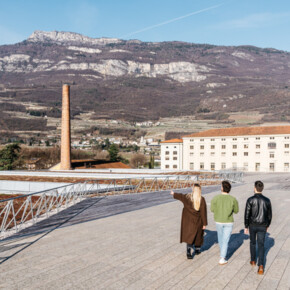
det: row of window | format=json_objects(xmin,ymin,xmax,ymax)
[
  {"xmin": 165, "ymin": 165, "xmax": 178, "ymax": 169},
  {"xmin": 188, "ymin": 162, "xmax": 289, "ymax": 172},
  {"xmin": 189, "ymin": 136, "xmax": 290, "ymax": 142},
  {"xmin": 165, "ymin": 151, "xmax": 178, "ymax": 155},
  {"xmin": 189, "ymin": 143, "xmax": 289, "ymax": 150},
  {"xmin": 189, "ymin": 151, "xmax": 289, "ymax": 157},
  {"xmin": 165, "ymin": 157, "xmax": 178, "ymax": 160}
]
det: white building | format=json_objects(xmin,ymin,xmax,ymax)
[
  {"xmin": 161, "ymin": 126, "xmax": 290, "ymax": 172},
  {"xmin": 160, "ymin": 139, "xmax": 183, "ymax": 170}
]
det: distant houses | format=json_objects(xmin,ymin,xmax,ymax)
[{"xmin": 135, "ymin": 121, "xmax": 161, "ymax": 127}]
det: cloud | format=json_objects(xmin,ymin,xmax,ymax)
[
  {"xmin": 213, "ymin": 12, "xmax": 290, "ymax": 29},
  {"xmin": 121, "ymin": 3, "xmax": 225, "ymax": 38},
  {"xmin": 0, "ymin": 25, "xmax": 24, "ymax": 45}
]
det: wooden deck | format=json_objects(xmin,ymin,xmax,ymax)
[{"xmin": 0, "ymin": 173, "xmax": 289, "ymax": 289}]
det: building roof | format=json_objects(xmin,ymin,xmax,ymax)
[
  {"xmin": 71, "ymin": 159, "xmax": 96, "ymax": 163},
  {"xmin": 160, "ymin": 138, "xmax": 183, "ymax": 143},
  {"xmin": 184, "ymin": 126, "xmax": 290, "ymax": 138},
  {"xmin": 72, "ymin": 160, "xmax": 131, "ymax": 169}
]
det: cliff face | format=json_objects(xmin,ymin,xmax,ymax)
[
  {"xmin": 0, "ymin": 54, "xmax": 209, "ymax": 83},
  {"xmin": 28, "ymin": 30, "xmax": 121, "ymax": 45},
  {"xmin": 1, "ymin": 31, "xmax": 212, "ymax": 83},
  {"xmin": 0, "ymin": 30, "xmax": 290, "ymax": 124}
]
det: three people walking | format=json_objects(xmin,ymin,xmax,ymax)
[{"xmin": 171, "ymin": 180, "xmax": 272, "ymax": 275}]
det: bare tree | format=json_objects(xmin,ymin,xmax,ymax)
[
  {"xmin": 130, "ymin": 153, "xmax": 147, "ymax": 168},
  {"xmin": 94, "ymin": 150, "xmax": 109, "ymax": 160}
]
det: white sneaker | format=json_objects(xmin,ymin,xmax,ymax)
[{"xmin": 219, "ymin": 258, "xmax": 228, "ymax": 265}]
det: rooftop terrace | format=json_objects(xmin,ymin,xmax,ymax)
[{"xmin": 0, "ymin": 173, "xmax": 289, "ymax": 289}]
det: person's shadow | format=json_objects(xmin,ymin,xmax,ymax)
[
  {"xmin": 202, "ymin": 229, "xmax": 218, "ymax": 251},
  {"xmin": 228, "ymin": 230, "xmax": 274, "ymax": 267},
  {"xmin": 263, "ymin": 233, "xmax": 275, "ymax": 268},
  {"xmin": 201, "ymin": 229, "xmax": 274, "ymax": 267},
  {"xmin": 201, "ymin": 229, "xmax": 248, "ymax": 255},
  {"xmin": 227, "ymin": 229, "xmax": 249, "ymax": 259}
]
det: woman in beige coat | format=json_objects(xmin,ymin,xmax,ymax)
[{"xmin": 171, "ymin": 184, "xmax": 207, "ymax": 259}]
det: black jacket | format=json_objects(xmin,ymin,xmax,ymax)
[{"xmin": 244, "ymin": 193, "xmax": 272, "ymax": 228}]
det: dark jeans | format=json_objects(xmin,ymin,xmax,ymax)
[{"xmin": 249, "ymin": 225, "xmax": 267, "ymax": 266}]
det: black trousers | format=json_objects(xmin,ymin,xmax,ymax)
[
  {"xmin": 187, "ymin": 244, "xmax": 200, "ymax": 250},
  {"xmin": 249, "ymin": 225, "xmax": 267, "ymax": 266},
  {"xmin": 187, "ymin": 234, "xmax": 201, "ymax": 250}
]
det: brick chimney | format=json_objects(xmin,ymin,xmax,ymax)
[{"xmin": 60, "ymin": 84, "xmax": 72, "ymax": 170}]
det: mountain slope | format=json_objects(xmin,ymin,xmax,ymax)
[{"xmin": 0, "ymin": 30, "xmax": 289, "ymax": 132}]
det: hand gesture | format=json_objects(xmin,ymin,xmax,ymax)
[
  {"xmin": 244, "ymin": 228, "xmax": 248, "ymax": 235},
  {"xmin": 170, "ymin": 191, "xmax": 174, "ymax": 195}
]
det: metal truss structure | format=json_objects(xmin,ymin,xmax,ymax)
[{"xmin": 0, "ymin": 171, "xmax": 243, "ymax": 238}]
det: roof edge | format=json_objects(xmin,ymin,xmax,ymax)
[
  {"xmin": 183, "ymin": 125, "xmax": 290, "ymax": 138},
  {"xmin": 161, "ymin": 138, "xmax": 183, "ymax": 143}
]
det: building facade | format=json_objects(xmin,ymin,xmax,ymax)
[
  {"xmin": 160, "ymin": 139, "xmax": 183, "ymax": 170},
  {"xmin": 161, "ymin": 126, "xmax": 290, "ymax": 172}
]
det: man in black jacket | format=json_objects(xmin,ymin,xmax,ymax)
[{"xmin": 244, "ymin": 180, "xmax": 272, "ymax": 275}]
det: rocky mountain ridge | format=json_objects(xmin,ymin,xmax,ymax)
[
  {"xmin": 0, "ymin": 30, "xmax": 289, "ymax": 134},
  {"xmin": 28, "ymin": 30, "xmax": 122, "ymax": 45}
]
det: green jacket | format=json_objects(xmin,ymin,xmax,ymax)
[{"xmin": 210, "ymin": 194, "xmax": 239, "ymax": 223}]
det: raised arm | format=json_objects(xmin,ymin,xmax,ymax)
[{"xmin": 171, "ymin": 191, "xmax": 185, "ymax": 203}]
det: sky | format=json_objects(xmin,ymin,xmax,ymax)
[{"xmin": 0, "ymin": 0, "xmax": 290, "ymax": 51}]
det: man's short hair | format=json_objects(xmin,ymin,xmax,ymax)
[
  {"xmin": 255, "ymin": 180, "xmax": 264, "ymax": 192},
  {"xmin": 222, "ymin": 180, "xmax": 231, "ymax": 193}
]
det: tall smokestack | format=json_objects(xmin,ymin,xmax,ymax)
[{"xmin": 60, "ymin": 84, "xmax": 72, "ymax": 170}]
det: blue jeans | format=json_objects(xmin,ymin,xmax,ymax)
[{"xmin": 216, "ymin": 223, "xmax": 233, "ymax": 258}]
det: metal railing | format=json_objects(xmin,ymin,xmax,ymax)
[
  {"xmin": 0, "ymin": 182, "xmax": 89, "ymax": 239},
  {"xmin": 217, "ymin": 170, "xmax": 244, "ymax": 183},
  {"xmin": 0, "ymin": 171, "xmax": 243, "ymax": 239}
]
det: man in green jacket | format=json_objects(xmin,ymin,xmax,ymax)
[{"xmin": 211, "ymin": 180, "xmax": 239, "ymax": 265}]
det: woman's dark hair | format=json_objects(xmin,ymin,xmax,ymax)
[
  {"xmin": 193, "ymin": 183, "xmax": 201, "ymax": 188},
  {"xmin": 255, "ymin": 180, "xmax": 264, "ymax": 192},
  {"xmin": 222, "ymin": 180, "xmax": 231, "ymax": 193}
]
